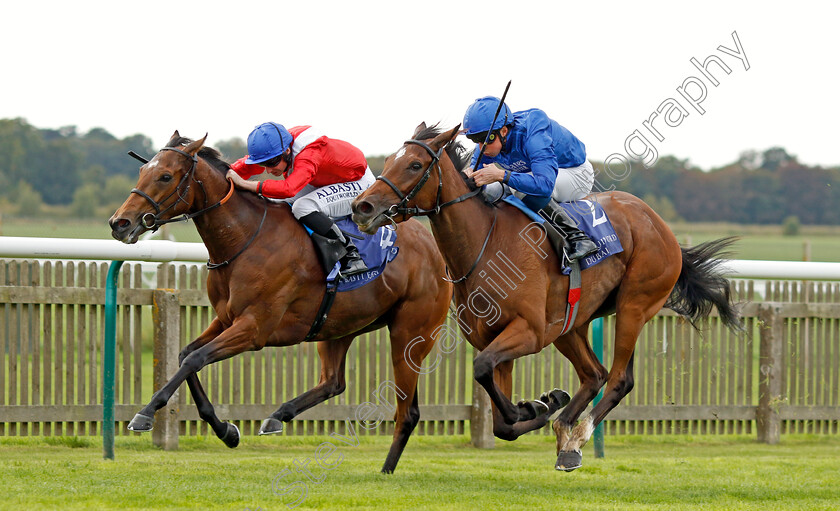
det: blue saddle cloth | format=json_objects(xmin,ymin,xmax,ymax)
[
  {"xmin": 502, "ymin": 196, "xmax": 623, "ymax": 272},
  {"xmin": 325, "ymin": 216, "xmax": 399, "ymax": 292}
]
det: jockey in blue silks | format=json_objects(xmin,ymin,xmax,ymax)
[{"xmin": 462, "ymin": 96, "xmax": 598, "ymax": 261}]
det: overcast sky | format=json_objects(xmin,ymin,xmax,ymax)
[{"xmin": 1, "ymin": 1, "xmax": 837, "ymax": 170}]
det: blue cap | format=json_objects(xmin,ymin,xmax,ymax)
[
  {"xmin": 245, "ymin": 122, "xmax": 292, "ymax": 164},
  {"xmin": 463, "ymin": 96, "xmax": 512, "ymax": 136}
]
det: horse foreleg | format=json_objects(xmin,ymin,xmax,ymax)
[
  {"xmin": 473, "ymin": 316, "xmax": 544, "ymax": 427},
  {"xmin": 486, "ymin": 361, "xmax": 566, "ymax": 440},
  {"xmin": 166, "ymin": 318, "xmax": 242, "ymax": 447},
  {"xmin": 260, "ymin": 337, "xmax": 354, "ymax": 435},
  {"xmin": 128, "ymin": 316, "xmax": 257, "ymax": 433}
]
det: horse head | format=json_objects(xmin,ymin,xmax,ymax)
[
  {"xmin": 352, "ymin": 123, "xmax": 464, "ymax": 234},
  {"xmin": 109, "ymin": 131, "xmax": 210, "ymax": 243}
]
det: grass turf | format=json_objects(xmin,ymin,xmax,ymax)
[{"xmin": 1, "ymin": 434, "xmax": 839, "ymax": 510}]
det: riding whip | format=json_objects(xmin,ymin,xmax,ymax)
[{"xmin": 472, "ymin": 80, "xmax": 512, "ymax": 172}]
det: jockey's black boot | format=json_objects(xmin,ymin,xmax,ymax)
[
  {"xmin": 540, "ymin": 200, "xmax": 598, "ymax": 262},
  {"xmin": 329, "ymin": 224, "xmax": 369, "ymax": 277},
  {"xmin": 299, "ymin": 212, "xmax": 369, "ymax": 277}
]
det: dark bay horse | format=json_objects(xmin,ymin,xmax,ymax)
[
  {"xmin": 109, "ymin": 132, "xmax": 452, "ymax": 473},
  {"xmin": 351, "ymin": 123, "xmax": 740, "ymax": 471}
]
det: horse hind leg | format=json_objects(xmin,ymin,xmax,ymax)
[
  {"xmin": 559, "ymin": 309, "xmax": 648, "ymax": 470},
  {"xmin": 260, "ymin": 337, "xmax": 354, "ymax": 435},
  {"xmin": 550, "ymin": 325, "xmax": 609, "ymax": 469},
  {"xmin": 559, "ymin": 256, "xmax": 678, "ymax": 469}
]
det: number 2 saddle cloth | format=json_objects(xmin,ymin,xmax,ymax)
[{"xmin": 503, "ymin": 195, "xmax": 624, "ymax": 274}]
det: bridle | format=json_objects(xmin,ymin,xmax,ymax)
[
  {"xmin": 130, "ymin": 146, "xmax": 234, "ymax": 231},
  {"xmin": 376, "ymin": 139, "xmax": 484, "ymax": 218},
  {"xmin": 375, "ymin": 138, "xmax": 496, "ymax": 283},
  {"xmin": 130, "ymin": 145, "xmax": 263, "ymax": 270}
]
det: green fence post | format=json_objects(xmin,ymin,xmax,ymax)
[
  {"xmin": 592, "ymin": 317, "xmax": 605, "ymax": 458},
  {"xmin": 103, "ymin": 260, "xmax": 123, "ymax": 460}
]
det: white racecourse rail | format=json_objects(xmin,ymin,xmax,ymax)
[
  {"xmin": 2, "ymin": 236, "xmax": 840, "ymax": 280},
  {"xmin": 0, "ymin": 236, "xmax": 207, "ymax": 263}
]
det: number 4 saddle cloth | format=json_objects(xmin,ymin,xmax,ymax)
[{"xmin": 327, "ymin": 216, "xmax": 400, "ymax": 291}]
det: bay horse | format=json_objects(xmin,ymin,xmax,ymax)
[
  {"xmin": 351, "ymin": 123, "xmax": 740, "ymax": 471},
  {"xmin": 109, "ymin": 132, "xmax": 452, "ymax": 473}
]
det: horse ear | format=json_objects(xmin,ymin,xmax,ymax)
[
  {"xmin": 184, "ymin": 133, "xmax": 208, "ymax": 156},
  {"xmin": 430, "ymin": 124, "xmax": 461, "ymax": 150},
  {"xmin": 168, "ymin": 130, "xmax": 181, "ymax": 144},
  {"xmin": 412, "ymin": 122, "xmax": 427, "ymax": 138}
]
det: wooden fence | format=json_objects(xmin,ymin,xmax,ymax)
[{"xmin": 1, "ymin": 259, "xmax": 839, "ymax": 446}]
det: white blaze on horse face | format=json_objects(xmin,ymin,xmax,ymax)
[{"xmin": 395, "ymin": 147, "xmax": 407, "ymax": 161}]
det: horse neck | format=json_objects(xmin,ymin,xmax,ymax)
[
  {"xmin": 189, "ymin": 162, "xmax": 275, "ymax": 263},
  {"xmin": 427, "ymin": 160, "xmax": 496, "ymax": 282}
]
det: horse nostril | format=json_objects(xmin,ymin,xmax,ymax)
[
  {"xmin": 110, "ymin": 218, "xmax": 130, "ymax": 231},
  {"xmin": 356, "ymin": 201, "xmax": 373, "ymax": 215}
]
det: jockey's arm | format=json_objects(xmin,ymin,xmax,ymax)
[
  {"xmin": 227, "ymin": 157, "xmax": 264, "ymax": 194},
  {"xmin": 463, "ymin": 163, "xmax": 506, "ymax": 187},
  {"xmin": 226, "ymin": 156, "xmax": 316, "ymax": 199},
  {"xmin": 507, "ymin": 158, "xmax": 556, "ymax": 196},
  {"xmin": 226, "ymin": 169, "xmax": 260, "ymax": 193}
]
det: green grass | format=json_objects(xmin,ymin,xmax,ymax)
[{"xmin": 1, "ymin": 434, "xmax": 839, "ymax": 510}]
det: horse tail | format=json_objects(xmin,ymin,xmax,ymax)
[{"xmin": 665, "ymin": 236, "xmax": 742, "ymax": 331}]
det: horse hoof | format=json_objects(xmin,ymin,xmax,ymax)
[
  {"xmin": 127, "ymin": 413, "xmax": 154, "ymax": 432},
  {"xmin": 221, "ymin": 422, "xmax": 240, "ymax": 448},
  {"xmin": 516, "ymin": 400, "xmax": 548, "ymax": 421},
  {"xmin": 259, "ymin": 417, "xmax": 284, "ymax": 435},
  {"xmin": 555, "ymin": 449, "xmax": 582, "ymax": 472},
  {"xmin": 540, "ymin": 388, "xmax": 571, "ymax": 409}
]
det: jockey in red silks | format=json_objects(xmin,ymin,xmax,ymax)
[
  {"xmin": 462, "ymin": 96, "xmax": 598, "ymax": 261},
  {"xmin": 226, "ymin": 122, "xmax": 374, "ymax": 277}
]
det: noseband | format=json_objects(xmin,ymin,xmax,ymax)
[{"xmin": 131, "ymin": 146, "xmax": 233, "ymax": 230}]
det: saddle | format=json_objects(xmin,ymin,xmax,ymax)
[
  {"xmin": 302, "ymin": 216, "xmax": 399, "ymax": 340},
  {"xmin": 502, "ymin": 196, "xmax": 623, "ymax": 272},
  {"xmin": 502, "ymin": 195, "xmax": 623, "ymax": 335}
]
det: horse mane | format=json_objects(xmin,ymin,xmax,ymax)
[
  {"xmin": 413, "ymin": 123, "xmax": 482, "ymax": 196},
  {"xmin": 166, "ymin": 136, "xmax": 231, "ymax": 174},
  {"xmin": 414, "ymin": 124, "xmax": 473, "ymax": 173}
]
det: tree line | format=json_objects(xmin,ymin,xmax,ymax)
[{"xmin": 0, "ymin": 118, "xmax": 837, "ymax": 225}]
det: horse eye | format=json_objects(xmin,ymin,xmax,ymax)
[
  {"xmin": 410, "ymin": 162, "xmax": 423, "ymax": 171},
  {"xmin": 159, "ymin": 174, "xmax": 173, "ymax": 182}
]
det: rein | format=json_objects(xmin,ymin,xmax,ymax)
[
  {"xmin": 376, "ymin": 138, "xmax": 493, "ymax": 283},
  {"xmin": 130, "ymin": 146, "xmax": 257, "ymax": 270},
  {"xmin": 206, "ymin": 197, "xmax": 267, "ymax": 270}
]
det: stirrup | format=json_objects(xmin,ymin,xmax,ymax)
[{"xmin": 339, "ymin": 251, "xmax": 369, "ymax": 277}]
